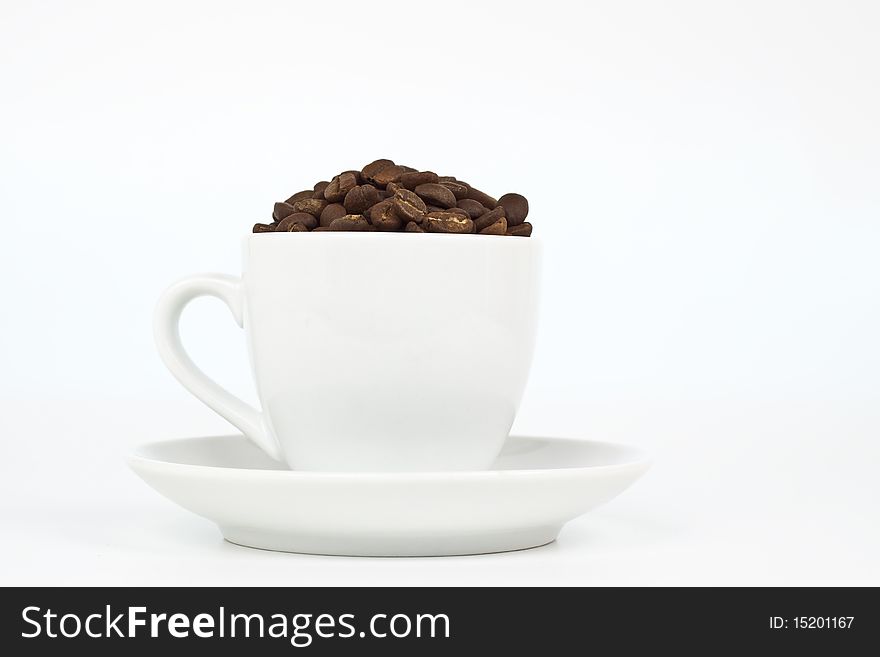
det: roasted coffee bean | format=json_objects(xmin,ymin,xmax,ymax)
[
  {"xmin": 372, "ymin": 165, "xmax": 412, "ymax": 188},
  {"xmin": 365, "ymin": 198, "xmax": 389, "ymax": 220},
  {"xmin": 397, "ymin": 170, "xmax": 439, "ymax": 190},
  {"xmin": 275, "ymin": 215, "xmax": 299, "ymax": 231},
  {"xmin": 293, "ymin": 198, "xmax": 328, "ymax": 217},
  {"xmin": 296, "ymin": 212, "xmax": 319, "ymax": 229},
  {"xmin": 457, "ymin": 199, "xmax": 487, "ymax": 219},
  {"xmin": 320, "ymin": 202, "xmax": 347, "ymax": 227},
  {"xmin": 507, "ymin": 222, "xmax": 532, "ymax": 237},
  {"xmin": 324, "ymin": 172, "xmax": 358, "ymax": 202},
  {"xmin": 414, "ymin": 183, "xmax": 456, "ymax": 208},
  {"xmin": 496, "ymin": 193, "xmax": 529, "ymax": 226},
  {"xmin": 361, "ymin": 158, "xmax": 395, "ymax": 180},
  {"xmin": 479, "ymin": 216, "xmax": 507, "ymax": 235},
  {"xmin": 267, "ymin": 161, "xmax": 530, "ymax": 236},
  {"xmin": 474, "ymin": 206, "xmax": 506, "ymax": 232},
  {"xmin": 343, "ymin": 184, "xmax": 380, "ymax": 213},
  {"xmin": 464, "ymin": 185, "xmax": 497, "ymax": 209},
  {"xmin": 273, "ymin": 202, "xmax": 297, "ymax": 221},
  {"xmin": 392, "ymin": 188, "xmax": 427, "ymax": 222},
  {"xmin": 277, "ymin": 212, "xmax": 317, "ymax": 231},
  {"xmin": 278, "ymin": 220, "xmax": 308, "ymax": 232},
  {"xmin": 440, "ymin": 180, "xmax": 468, "ymax": 200},
  {"xmin": 329, "ymin": 214, "xmax": 372, "ymax": 231},
  {"xmin": 371, "ymin": 201, "xmax": 403, "ymax": 231},
  {"xmin": 313, "ymin": 226, "xmax": 330, "ymax": 231},
  {"xmin": 423, "ymin": 211, "xmax": 475, "ymax": 233},
  {"xmin": 341, "ymin": 169, "xmax": 364, "ymax": 184},
  {"xmin": 312, "ymin": 181, "xmax": 330, "ymax": 198},
  {"xmin": 284, "ymin": 190, "xmax": 313, "ymax": 205}
]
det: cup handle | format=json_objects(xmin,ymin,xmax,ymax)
[{"xmin": 153, "ymin": 273, "xmax": 283, "ymax": 461}]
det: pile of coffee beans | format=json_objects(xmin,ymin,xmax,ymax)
[{"xmin": 253, "ymin": 159, "xmax": 531, "ymax": 236}]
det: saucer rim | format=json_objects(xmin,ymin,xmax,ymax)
[{"xmin": 127, "ymin": 434, "xmax": 652, "ymax": 480}]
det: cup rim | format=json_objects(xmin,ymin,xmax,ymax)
[{"xmin": 246, "ymin": 232, "xmax": 540, "ymax": 244}]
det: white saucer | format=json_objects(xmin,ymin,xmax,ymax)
[{"xmin": 128, "ymin": 435, "xmax": 650, "ymax": 557}]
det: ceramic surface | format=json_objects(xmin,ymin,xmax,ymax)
[
  {"xmin": 154, "ymin": 234, "xmax": 541, "ymax": 471},
  {"xmin": 129, "ymin": 434, "xmax": 650, "ymax": 557}
]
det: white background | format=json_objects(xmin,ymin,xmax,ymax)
[{"xmin": 1, "ymin": 0, "xmax": 878, "ymax": 585}]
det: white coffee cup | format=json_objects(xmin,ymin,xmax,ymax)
[{"xmin": 154, "ymin": 233, "xmax": 541, "ymax": 471}]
